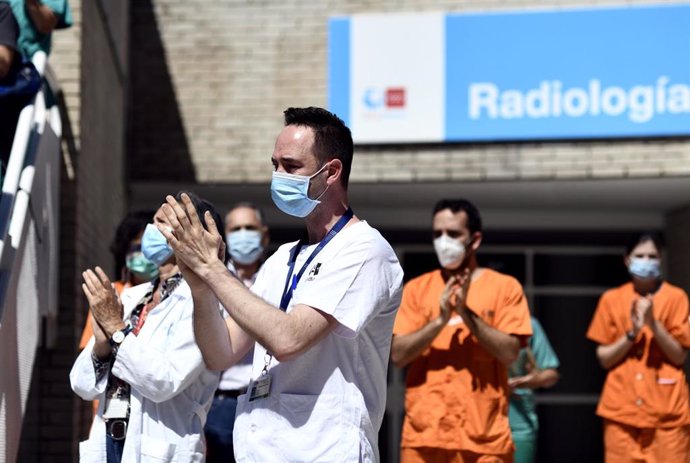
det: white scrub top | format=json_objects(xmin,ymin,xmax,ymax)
[{"xmin": 233, "ymin": 221, "xmax": 404, "ymax": 462}]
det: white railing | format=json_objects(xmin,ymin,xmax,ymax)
[{"xmin": 0, "ymin": 50, "xmax": 62, "ymax": 463}]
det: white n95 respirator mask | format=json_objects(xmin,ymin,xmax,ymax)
[{"xmin": 433, "ymin": 234, "xmax": 467, "ymax": 270}]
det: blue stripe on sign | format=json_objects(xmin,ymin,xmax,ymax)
[{"xmin": 328, "ymin": 17, "xmax": 350, "ymax": 127}]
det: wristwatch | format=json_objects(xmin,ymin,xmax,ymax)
[
  {"xmin": 109, "ymin": 325, "xmax": 133, "ymax": 347},
  {"xmin": 625, "ymin": 330, "xmax": 636, "ymax": 342}
]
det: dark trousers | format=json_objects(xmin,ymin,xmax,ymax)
[
  {"xmin": 204, "ymin": 394, "xmax": 239, "ymax": 463},
  {"xmin": 106, "ymin": 433, "xmax": 125, "ymax": 463}
]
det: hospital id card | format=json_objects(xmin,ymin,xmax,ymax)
[{"xmin": 248, "ymin": 374, "xmax": 271, "ymax": 401}]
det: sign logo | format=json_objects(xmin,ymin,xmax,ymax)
[
  {"xmin": 386, "ymin": 88, "xmax": 406, "ymax": 108},
  {"xmin": 362, "ymin": 86, "xmax": 406, "ymax": 110}
]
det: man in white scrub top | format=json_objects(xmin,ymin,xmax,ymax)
[{"xmin": 159, "ymin": 106, "xmax": 404, "ymax": 462}]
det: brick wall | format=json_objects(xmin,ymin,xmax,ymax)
[
  {"xmin": 128, "ymin": 0, "xmax": 690, "ymax": 184},
  {"xmin": 49, "ymin": 0, "xmax": 81, "ymax": 147},
  {"xmin": 16, "ymin": 0, "xmax": 130, "ymax": 460}
]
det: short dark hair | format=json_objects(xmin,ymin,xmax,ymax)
[
  {"xmin": 432, "ymin": 199, "xmax": 483, "ymax": 234},
  {"xmin": 625, "ymin": 231, "xmax": 664, "ymax": 255},
  {"xmin": 175, "ymin": 191, "xmax": 228, "ymax": 263},
  {"xmin": 227, "ymin": 201, "xmax": 265, "ymax": 226},
  {"xmin": 283, "ymin": 107, "xmax": 353, "ymax": 189},
  {"xmin": 110, "ymin": 209, "xmax": 156, "ymax": 276}
]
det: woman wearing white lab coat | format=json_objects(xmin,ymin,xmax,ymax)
[{"xmin": 70, "ymin": 193, "xmax": 223, "ymax": 463}]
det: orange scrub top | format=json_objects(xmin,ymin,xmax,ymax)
[
  {"xmin": 586, "ymin": 281, "xmax": 690, "ymax": 428},
  {"xmin": 393, "ymin": 268, "xmax": 533, "ymax": 455}
]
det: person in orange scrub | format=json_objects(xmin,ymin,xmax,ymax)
[
  {"xmin": 587, "ymin": 232, "xmax": 690, "ymax": 463},
  {"xmin": 392, "ymin": 199, "xmax": 532, "ymax": 463},
  {"xmin": 78, "ymin": 210, "xmax": 156, "ymax": 417}
]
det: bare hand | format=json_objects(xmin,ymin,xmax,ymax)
[
  {"xmin": 640, "ymin": 294, "xmax": 654, "ymax": 327},
  {"xmin": 88, "ymin": 312, "xmax": 107, "ymax": 343},
  {"xmin": 159, "ymin": 194, "xmax": 224, "ymax": 275},
  {"xmin": 439, "ymin": 276, "xmax": 456, "ymax": 324},
  {"xmin": 82, "ymin": 267, "xmax": 124, "ymax": 337},
  {"xmin": 631, "ymin": 295, "xmax": 653, "ymax": 333},
  {"xmin": 448, "ymin": 268, "xmax": 472, "ymax": 315},
  {"xmin": 508, "ymin": 373, "xmax": 535, "ymax": 392}
]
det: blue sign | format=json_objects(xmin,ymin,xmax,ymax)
[{"xmin": 329, "ymin": 5, "xmax": 690, "ymax": 143}]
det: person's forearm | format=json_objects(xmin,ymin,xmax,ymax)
[
  {"xmin": 462, "ymin": 308, "xmax": 520, "ymax": 367},
  {"xmin": 529, "ymin": 368, "xmax": 560, "ymax": 389},
  {"xmin": 391, "ymin": 317, "xmax": 445, "ymax": 368},
  {"xmin": 190, "ymin": 281, "xmax": 240, "ymax": 370},
  {"xmin": 596, "ymin": 335, "xmax": 634, "ymax": 369},
  {"xmin": 0, "ymin": 47, "xmax": 14, "ymax": 79},
  {"xmin": 651, "ymin": 320, "xmax": 688, "ymax": 366},
  {"xmin": 198, "ymin": 260, "xmax": 333, "ymax": 361},
  {"xmin": 510, "ymin": 368, "xmax": 560, "ymax": 390},
  {"xmin": 92, "ymin": 339, "xmax": 112, "ymax": 361},
  {"xmin": 91, "ymin": 318, "xmax": 123, "ymax": 360},
  {"xmin": 25, "ymin": 0, "xmax": 58, "ymax": 35}
]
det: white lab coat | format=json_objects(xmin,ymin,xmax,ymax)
[{"xmin": 70, "ymin": 280, "xmax": 219, "ymax": 463}]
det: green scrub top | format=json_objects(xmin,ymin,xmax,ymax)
[
  {"xmin": 509, "ymin": 317, "xmax": 560, "ymax": 441},
  {"xmin": 9, "ymin": 0, "xmax": 72, "ymax": 59}
]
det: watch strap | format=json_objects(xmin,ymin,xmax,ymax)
[{"xmin": 109, "ymin": 325, "xmax": 133, "ymax": 347}]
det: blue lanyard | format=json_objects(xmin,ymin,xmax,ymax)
[{"xmin": 279, "ymin": 208, "xmax": 354, "ymax": 310}]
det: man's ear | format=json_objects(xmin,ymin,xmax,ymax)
[
  {"xmin": 326, "ymin": 159, "xmax": 343, "ymax": 186},
  {"xmin": 470, "ymin": 231, "xmax": 483, "ymax": 252}
]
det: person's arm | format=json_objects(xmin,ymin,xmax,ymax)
[
  {"xmin": 391, "ymin": 319, "xmax": 444, "ymax": 369},
  {"xmin": 391, "ymin": 276, "xmax": 455, "ymax": 368},
  {"xmin": 449, "ymin": 271, "xmax": 521, "ymax": 367},
  {"xmin": 632, "ymin": 293, "xmax": 688, "ymax": 366},
  {"xmin": 185, "ymin": 269, "xmax": 255, "ymax": 371},
  {"xmin": 509, "ymin": 368, "xmax": 559, "ymax": 390},
  {"xmin": 0, "ymin": 45, "xmax": 13, "ymax": 78},
  {"xmin": 198, "ymin": 262, "xmax": 338, "ymax": 362},
  {"xmin": 650, "ymin": 319, "xmax": 688, "ymax": 366},
  {"xmin": 460, "ymin": 308, "xmax": 521, "ymax": 367},
  {"xmin": 597, "ymin": 297, "xmax": 642, "ymax": 370},
  {"xmin": 69, "ymin": 336, "xmax": 109, "ymax": 400},
  {"xmin": 596, "ymin": 334, "xmax": 636, "ymax": 369},
  {"xmin": 160, "ymin": 194, "xmax": 338, "ymax": 364},
  {"xmin": 81, "ymin": 268, "xmax": 126, "ymax": 361},
  {"xmin": 24, "ymin": 0, "xmax": 58, "ymax": 35}
]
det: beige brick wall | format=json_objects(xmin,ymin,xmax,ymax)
[
  {"xmin": 17, "ymin": 0, "xmax": 130, "ymax": 460},
  {"xmin": 49, "ymin": 1, "xmax": 81, "ymax": 145},
  {"xmin": 129, "ymin": 0, "xmax": 690, "ymax": 184}
]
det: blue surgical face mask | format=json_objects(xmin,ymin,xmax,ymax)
[
  {"xmin": 141, "ymin": 223, "xmax": 174, "ymax": 267},
  {"xmin": 270, "ymin": 163, "xmax": 329, "ymax": 218},
  {"xmin": 227, "ymin": 229, "xmax": 264, "ymax": 265},
  {"xmin": 628, "ymin": 257, "xmax": 661, "ymax": 280},
  {"xmin": 125, "ymin": 251, "xmax": 160, "ymax": 281}
]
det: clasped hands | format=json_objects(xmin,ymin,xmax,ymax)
[
  {"xmin": 630, "ymin": 294, "xmax": 655, "ymax": 336},
  {"xmin": 439, "ymin": 268, "xmax": 472, "ymax": 325}
]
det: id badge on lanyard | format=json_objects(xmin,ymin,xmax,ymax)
[
  {"xmin": 248, "ymin": 208, "xmax": 353, "ymax": 402},
  {"xmin": 249, "ymin": 352, "xmax": 273, "ymax": 401}
]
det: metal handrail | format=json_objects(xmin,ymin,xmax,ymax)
[{"xmin": 0, "ymin": 51, "xmax": 48, "ymax": 264}]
